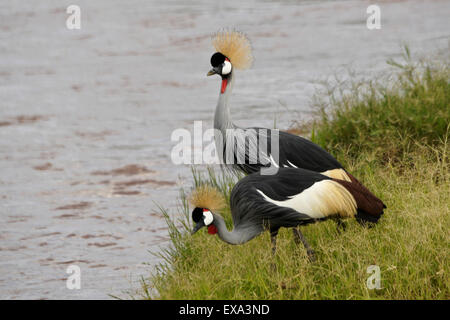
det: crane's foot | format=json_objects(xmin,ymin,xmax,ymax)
[
  {"xmin": 270, "ymin": 229, "xmax": 279, "ymax": 272},
  {"xmin": 270, "ymin": 229, "xmax": 278, "ymax": 256},
  {"xmin": 336, "ymin": 219, "xmax": 347, "ymax": 234},
  {"xmin": 306, "ymin": 248, "xmax": 316, "ymax": 263},
  {"xmin": 292, "ymin": 227, "xmax": 316, "ymax": 262},
  {"xmin": 270, "ymin": 262, "xmax": 278, "ymax": 273}
]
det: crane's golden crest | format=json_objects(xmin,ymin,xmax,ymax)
[
  {"xmin": 189, "ymin": 185, "xmax": 225, "ymax": 211},
  {"xmin": 212, "ymin": 30, "xmax": 253, "ymax": 70}
]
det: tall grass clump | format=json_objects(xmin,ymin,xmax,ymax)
[
  {"xmin": 141, "ymin": 50, "xmax": 449, "ymax": 300},
  {"xmin": 310, "ymin": 47, "xmax": 449, "ymax": 165}
]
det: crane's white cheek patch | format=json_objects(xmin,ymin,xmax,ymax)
[
  {"xmin": 203, "ymin": 210, "xmax": 217, "ymax": 234},
  {"xmin": 222, "ymin": 61, "xmax": 232, "ymax": 75},
  {"xmin": 203, "ymin": 210, "xmax": 213, "ymax": 225}
]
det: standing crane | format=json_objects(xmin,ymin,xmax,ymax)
[
  {"xmin": 206, "ymin": 30, "xmax": 385, "ymax": 224},
  {"xmin": 191, "ymin": 168, "xmax": 385, "ymax": 260}
]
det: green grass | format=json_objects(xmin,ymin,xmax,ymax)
[
  {"xmin": 309, "ymin": 47, "xmax": 450, "ymax": 165},
  {"xmin": 141, "ymin": 50, "xmax": 450, "ymax": 300}
]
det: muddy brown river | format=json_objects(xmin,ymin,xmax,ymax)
[{"xmin": 0, "ymin": 0, "xmax": 448, "ymax": 299}]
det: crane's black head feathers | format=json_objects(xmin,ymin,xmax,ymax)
[
  {"xmin": 192, "ymin": 207, "xmax": 204, "ymax": 223},
  {"xmin": 210, "ymin": 52, "xmax": 227, "ymax": 67}
]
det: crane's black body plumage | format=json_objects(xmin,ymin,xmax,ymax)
[
  {"xmin": 228, "ymin": 127, "xmax": 343, "ymax": 175},
  {"xmin": 230, "ymin": 168, "xmax": 331, "ymax": 235}
]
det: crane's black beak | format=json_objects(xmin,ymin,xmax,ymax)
[
  {"xmin": 191, "ymin": 221, "xmax": 205, "ymax": 235},
  {"xmin": 207, "ymin": 67, "xmax": 220, "ymax": 76}
]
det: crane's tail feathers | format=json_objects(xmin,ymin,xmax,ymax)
[
  {"xmin": 346, "ymin": 172, "xmax": 387, "ymax": 210},
  {"xmin": 332, "ymin": 173, "xmax": 386, "ymax": 224},
  {"xmin": 355, "ymin": 209, "xmax": 381, "ymax": 226}
]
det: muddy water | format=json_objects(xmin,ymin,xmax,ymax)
[{"xmin": 0, "ymin": 0, "xmax": 448, "ymax": 299}]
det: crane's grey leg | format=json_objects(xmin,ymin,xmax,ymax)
[
  {"xmin": 336, "ymin": 219, "xmax": 347, "ymax": 234},
  {"xmin": 270, "ymin": 229, "xmax": 279, "ymax": 255},
  {"xmin": 269, "ymin": 229, "xmax": 280, "ymax": 272},
  {"xmin": 292, "ymin": 227, "xmax": 316, "ymax": 262}
]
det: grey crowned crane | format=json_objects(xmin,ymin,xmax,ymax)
[
  {"xmin": 191, "ymin": 167, "xmax": 385, "ymax": 260},
  {"xmin": 206, "ymin": 30, "xmax": 386, "ymax": 222}
]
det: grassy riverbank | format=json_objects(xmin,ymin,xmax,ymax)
[{"xmin": 143, "ymin": 51, "xmax": 449, "ymax": 299}]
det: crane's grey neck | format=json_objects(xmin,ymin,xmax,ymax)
[
  {"xmin": 212, "ymin": 213, "xmax": 259, "ymax": 245},
  {"xmin": 214, "ymin": 73, "xmax": 236, "ymax": 132}
]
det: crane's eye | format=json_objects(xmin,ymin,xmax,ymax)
[
  {"xmin": 222, "ymin": 60, "xmax": 232, "ymax": 75},
  {"xmin": 203, "ymin": 210, "xmax": 213, "ymax": 226}
]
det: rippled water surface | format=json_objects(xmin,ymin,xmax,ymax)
[{"xmin": 0, "ymin": 0, "xmax": 448, "ymax": 299}]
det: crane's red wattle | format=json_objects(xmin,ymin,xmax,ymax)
[
  {"xmin": 207, "ymin": 225, "xmax": 218, "ymax": 235},
  {"xmin": 221, "ymin": 79, "xmax": 227, "ymax": 94}
]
